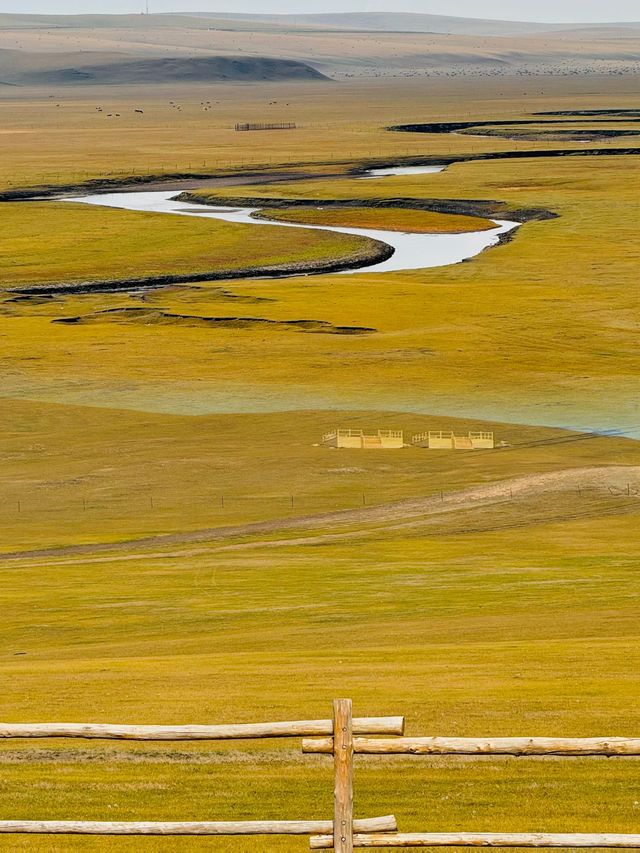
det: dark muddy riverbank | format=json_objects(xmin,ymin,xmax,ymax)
[
  {"xmin": 2, "ymin": 144, "xmax": 640, "ymax": 204},
  {"xmin": 179, "ymin": 191, "xmax": 555, "ymax": 225},
  {"xmin": 0, "ymin": 169, "xmax": 336, "ymax": 203},
  {"xmin": 389, "ymin": 117, "xmax": 640, "ymax": 139},
  {"xmin": 11, "ymin": 236, "xmax": 395, "ymax": 297}
]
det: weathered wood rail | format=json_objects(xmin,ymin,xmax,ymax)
[
  {"xmin": 311, "ymin": 834, "xmax": 640, "ymax": 850},
  {"xmin": 0, "ymin": 817, "xmax": 397, "ymax": 837},
  {"xmin": 4, "ymin": 700, "xmax": 640, "ymax": 849},
  {"xmin": 303, "ymin": 736, "xmax": 640, "ymax": 757},
  {"xmin": 0, "ymin": 701, "xmax": 397, "ymax": 844},
  {"xmin": 0, "ymin": 716, "xmax": 403, "ymax": 741},
  {"xmin": 306, "ymin": 717, "xmax": 640, "ymax": 849}
]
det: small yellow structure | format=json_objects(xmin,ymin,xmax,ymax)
[
  {"xmin": 322, "ymin": 429, "xmax": 404, "ymax": 449},
  {"xmin": 412, "ymin": 430, "xmax": 495, "ymax": 450}
]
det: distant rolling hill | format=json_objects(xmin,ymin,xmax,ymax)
[
  {"xmin": 1, "ymin": 12, "xmax": 639, "ymax": 82},
  {"xmin": 189, "ymin": 11, "xmax": 640, "ymax": 37},
  {"xmin": 0, "ymin": 13, "xmax": 213, "ymax": 29},
  {"xmin": 0, "ymin": 50, "xmax": 328, "ymax": 86},
  {"xmin": 4, "ymin": 11, "xmax": 638, "ymax": 37}
]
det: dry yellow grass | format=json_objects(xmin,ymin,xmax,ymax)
[
  {"xmin": 257, "ymin": 205, "xmax": 496, "ymax": 233},
  {"xmin": 2, "ymin": 503, "xmax": 640, "ymax": 851},
  {"xmin": 0, "ymin": 396, "xmax": 638, "ymax": 553},
  {"xmin": 1, "ymin": 74, "xmax": 638, "ymax": 192},
  {"xmin": 3, "ymin": 152, "xmax": 635, "ymax": 443},
  {"xmin": 0, "ymin": 201, "xmax": 376, "ymax": 287},
  {"xmin": 2, "ymin": 73, "xmax": 640, "ymax": 851},
  {"xmin": 180, "ymin": 152, "xmax": 640, "ymax": 435}
]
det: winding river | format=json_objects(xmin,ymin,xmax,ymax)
[
  {"xmin": 359, "ymin": 164, "xmax": 447, "ymax": 178},
  {"xmin": 67, "ymin": 164, "xmax": 519, "ymax": 276}
]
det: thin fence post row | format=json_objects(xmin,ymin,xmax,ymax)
[{"xmin": 4, "ymin": 704, "xmax": 640, "ymax": 848}]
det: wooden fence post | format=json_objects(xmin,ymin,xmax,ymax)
[{"xmin": 333, "ymin": 699, "xmax": 354, "ymax": 853}]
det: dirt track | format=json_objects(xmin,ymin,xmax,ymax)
[{"xmin": 2, "ymin": 465, "xmax": 638, "ymax": 563}]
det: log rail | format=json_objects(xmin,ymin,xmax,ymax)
[
  {"xmin": 0, "ymin": 716, "xmax": 403, "ymax": 741},
  {"xmin": 4, "ymin": 701, "xmax": 640, "ymax": 848},
  {"xmin": 310, "ymin": 834, "xmax": 640, "ymax": 850},
  {"xmin": 0, "ymin": 817, "xmax": 397, "ymax": 837},
  {"xmin": 0, "ymin": 706, "xmax": 401, "ymax": 841},
  {"xmin": 303, "ymin": 736, "xmax": 640, "ymax": 757}
]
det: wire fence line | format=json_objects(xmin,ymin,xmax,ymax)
[{"xmin": 3, "ymin": 484, "xmax": 638, "ymax": 518}]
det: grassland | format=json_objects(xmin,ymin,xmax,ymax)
[
  {"xmin": 0, "ymin": 202, "xmax": 378, "ymax": 288},
  {"xmin": 2, "ymin": 74, "xmax": 640, "ymax": 193},
  {"xmin": 3, "ymin": 150, "xmax": 635, "ymax": 438},
  {"xmin": 1, "ymin": 397, "xmax": 639, "ymax": 553},
  {"xmin": 2, "ymin": 69, "xmax": 640, "ymax": 851},
  {"xmin": 257, "ymin": 206, "xmax": 496, "ymax": 233},
  {"xmin": 180, "ymin": 152, "xmax": 640, "ymax": 434},
  {"xmin": 2, "ymin": 502, "xmax": 640, "ymax": 851}
]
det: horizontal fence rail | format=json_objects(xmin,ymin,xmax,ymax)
[
  {"xmin": 6, "ymin": 700, "xmax": 640, "ymax": 848},
  {"xmin": 310, "ymin": 834, "xmax": 640, "ymax": 850},
  {"xmin": 303, "ymin": 736, "xmax": 640, "ymax": 757},
  {"xmin": 0, "ymin": 716, "xmax": 403, "ymax": 741},
  {"xmin": 0, "ymin": 817, "xmax": 397, "ymax": 837}
]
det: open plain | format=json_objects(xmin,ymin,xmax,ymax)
[{"xmin": 1, "ymin": 9, "xmax": 640, "ymax": 851}]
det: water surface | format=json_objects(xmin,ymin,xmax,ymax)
[
  {"xmin": 360, "ymin": 165, "xmax": 447, "ymax": 178},
  {"xmin": 67, "ymin": 190, "xmax": 519, "ymax": 275}
]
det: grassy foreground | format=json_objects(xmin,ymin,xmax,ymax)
[
  {"xmin": 2, "ymin": 508, "xmax": 640, "ymax": 851},
  {"xmin": 1, "ymin": 402, "xmax": 639, "ymax": 851}
]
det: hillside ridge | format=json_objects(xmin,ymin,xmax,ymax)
[{"xmin": 0, "ymin": 51, "xmax": 328, "ymax": 85}]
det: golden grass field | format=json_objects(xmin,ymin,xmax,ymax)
[
  {"xmin": 3, "ymin": 504, "xmax": 640, "ymax": 852},
  {"xmin": 258, "ymin": 206, "xmax": 496, "ymax": 233},
  {"xmin": 1, "ymin": 66, "xmax": 640, "ymax": 851},
  {"xmin": 0, "ymin": 202, "xmax": 378, "ymax": 287},
  {"xmin": 1, "ymin": 74, "xmax": 639, "ymax": 191}
]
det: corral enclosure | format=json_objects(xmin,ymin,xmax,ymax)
[
  {"xmin": 235, "ymin": 122, "xmax": 297, "ymax": 131},
  {"xmin": 321, "ymin": 430, "xmax": 496, "ymax": 449},
  {"xmin": 322, "ymin": 429, "xmax": 405, "ymax": 449},
  {"xmin": 413, "ymin": 431, "xmax": 496, "ymax": 450}
]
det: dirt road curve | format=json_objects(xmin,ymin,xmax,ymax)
[{"xmin": 1, "ymin": 466, "xmax": 638, "ymax": 562}]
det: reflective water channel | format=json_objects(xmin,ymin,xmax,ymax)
[{"xmin": 68, "ymin": 172, "xmax": 519, "ymax": 275}]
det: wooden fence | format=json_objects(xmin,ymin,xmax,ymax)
[
  {"xmin": 3, "ymin": 700, "xmax": 640, "ymax": 849},
  {"xmin": 235, "ymin": 122, "xmax": 297, "ymax": 131}
]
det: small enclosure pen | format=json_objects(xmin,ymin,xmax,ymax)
[
  {"xmin": 235, "ymin": 122, "xmax": 297, "ymax": 131},
  {"xmin": 3, "ymin": 700, "xmax": 640, "ymax": 850}
]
